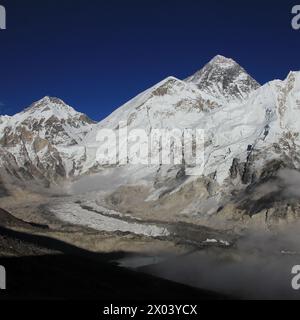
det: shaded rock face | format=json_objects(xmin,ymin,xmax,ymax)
[{"xmin": 209, "ymin": 158, "xmax": 300, "ymax": 229}]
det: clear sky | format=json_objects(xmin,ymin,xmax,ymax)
[{"xmin": 0, "ymin": 0, "xmax": 299, "ymax": 120}]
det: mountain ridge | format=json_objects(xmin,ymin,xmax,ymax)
[{"xmin": 1, "ymin": 56, "xmax": 300, "ymax": 228}]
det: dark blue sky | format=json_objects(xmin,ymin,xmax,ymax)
[{"xmin": 0, "ymin": 0, "xmax": 299, "ymax": 120}]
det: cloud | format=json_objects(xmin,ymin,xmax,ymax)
[
  {"xmin": 248, "ymin": 168, "xmax": 300, "ymax": 202},
  {"xmin": 143, "ymin": 225, "xmax": 300, "ymax": 299},
  {"xmin": 138, "ymin": 169, "xmax": 300, "ymax": 299},
  {"xmin": 277, "ymin": 169, "xmax": 300, "ymax": 198}
]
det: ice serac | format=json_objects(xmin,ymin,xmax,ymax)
[
  {"xmin": 87, "ymin": 76, "xmax": 220, "ymax": 133},
  {"xmin": 185, "ymin": 55, "xmax": 260, "ymax": 103}
]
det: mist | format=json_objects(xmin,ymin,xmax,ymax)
[
  {"xmin": 69, "ymin": 165, "xmax": 156, "ymax": 195},
  {"xmin": 142, "ymin": 223, "xmax": 300, "ymax": 299},
  {"xmin": 141, "ymin": 169, "xmax": 300, "ymax": 299},
  {"xmin": 278, "ymin": 168, "xmax": 300, "ymax": 198},
  {"xmin": 69, "ymin": 167, "xmax": 300, "ymax": 299}
]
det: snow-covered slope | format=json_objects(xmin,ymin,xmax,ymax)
[{"xmin": 82, "ymin": 75, "xmax": 224, "ymax": 171}]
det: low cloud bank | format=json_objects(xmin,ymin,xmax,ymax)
[{"xmin": 145, "ymin": 223, "xmax": 300, "ymax": 299}]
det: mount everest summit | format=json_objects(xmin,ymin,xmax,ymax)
[{"xmin": 1, "ymin": 55, "xmax": 300, "ymax": 227}]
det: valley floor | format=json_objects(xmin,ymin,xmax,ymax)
[
  {"xmin": 0, "ymin": 225, "xmax": 225, "ymax": 300},
  {"xmin": 1, "ymin": 188, "xmax": 300, "ymax": 299}
]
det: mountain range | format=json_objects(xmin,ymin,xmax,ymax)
[{"xmin": 1, "ymin": 55, "xmax": 300, "ymax": 227}]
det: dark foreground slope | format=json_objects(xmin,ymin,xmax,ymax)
[{"xmin": 0, "ymin": 208, "xmax": 226, "ymax": 300}]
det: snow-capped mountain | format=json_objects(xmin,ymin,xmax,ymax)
[
  {"xmin": 83, "ymin": 58, "xmax": 300, "ymax": 185},
  {"xmin": 0, "ymin": 96, "xmax": 95, "ymax": 184},
  {"xmin": 82, "ymin": 76, "xmax": 222, "ymax": 170},
  {"xmin": 83, "ymin": 55, "xmax": 262, "ymax": 176},
  {"xmin": 78, "ymin": 57, "xmax": 300, "ymax": 227},
  {"xmin": 0, "ymin": 96, "xmax": 94, "ymax": 146},
  {"xmin": 185, "ymin": 55, "xmax": 260, "ymax": 102},
  {"xmin": 1, "ymin": 55, "xmax": 300, "ymax": 226},
  {"xmin": 82, "ymin": 56, "xmax": 259, "ymax": 170}
]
